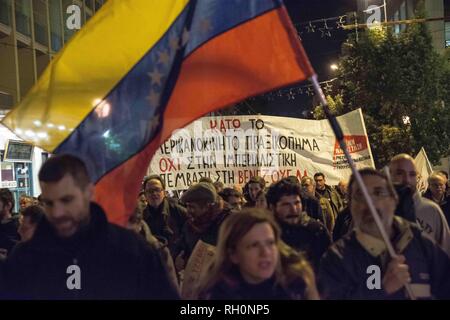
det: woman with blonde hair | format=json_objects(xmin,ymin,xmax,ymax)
[{"xmin": 198, "ymin": 208, "xmax": 319, "ymax": 300}]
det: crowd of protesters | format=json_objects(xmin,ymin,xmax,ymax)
[{"xmin": 0, "ymin": 152, "xmax": 449, "ymax": 300}]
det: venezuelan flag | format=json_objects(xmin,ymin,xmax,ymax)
[{"xmin": 1, "ymin": 0, "xmax": 314, "ymax": 226}]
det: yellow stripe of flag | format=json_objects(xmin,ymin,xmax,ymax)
[{"xmin": 2, "ymin": 0, "xmax": 189, "ymax": 152}]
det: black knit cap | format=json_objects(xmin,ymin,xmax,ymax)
[{"xmin": 181, "ymin": 182, "xmax": 218, "ymax": 204}]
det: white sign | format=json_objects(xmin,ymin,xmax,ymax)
[
  {"xmin": 149, "ymin": 109, "xmax": 375, "ymax": 190},
  {"xmin": 1, "ymin": 181, "xmax": 17, "ymax": 188},
  {"xmin": 415, "ymin": 147, "xmax": 433, "ymax": 193}
]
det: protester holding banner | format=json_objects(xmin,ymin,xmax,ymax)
[
  {"xmin": 389, "ymin": 154, "xmax": 450, "ymax": 256},
  {"xmin": 319, "ymin": 168, "xmax": 450, "ymax": 300},
  {"xmin": 198, "ymin": 208, "xmax": 319, "ymax": 300},
  {"xmin": 266, "ymin": 179, "xmax": 331, "ymax": 271}
]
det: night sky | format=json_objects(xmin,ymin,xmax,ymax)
[{"xmin": 239, "ymin": 0, "xmax": 357, "ymax": 118}]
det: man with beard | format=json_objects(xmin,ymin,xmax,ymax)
[
  {"xmin": 389, "ymin": 154, "xmax": 450, "ymax": 256},
  {"xmin": 2, "ymin": 154, "xmax": 179, "ymax": 299},
  {"xmin": 319, "ymin": 168, "xmax": 450, "ymax": 299},
  {"xmin": 266, "ymin": 179, "xmax": 331, "ymax": 271}
]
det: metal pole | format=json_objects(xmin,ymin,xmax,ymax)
[
  {"xmin": 310, "ymin": 74, "xmax": 416, "ymax": 300},
  {"xmin": 384, "ymin": 0, "xmax": 388, "ymax": 24}
]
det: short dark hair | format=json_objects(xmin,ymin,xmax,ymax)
[
  {"xmin": 219, "ymin": 187, "xmax": 242, "ymax": 202},
  {"xmin": 39, "ymin": 154, "xmax": 90, "ymax": 188},
  {"xmin": 143, "ymin": 174, "xmax": 165, "ymax": 190},
  {"xmin": 348, "ymin": 168, "xmax": 398, "ymax": 205},
  {"xmin": 266, "ymin": 179, "xmax": 302, "ymax": 207},
  {"xmin": 247, "ymin": 176, "xmax": 266, "ymax": 188},
  {"xmin": 313, "ymin": 172, "xmax": 325, "ymax": 180},
  {"xmin": 285, "ymin": 175, "xmax": 300, "ymax": 185},
  {"xmin": 0, "ymin": 188, "xmax": 14, "ymax": 211},
  {"xmin": 21, "ymin": 205, "xmax": 45, "ymax": 225}
]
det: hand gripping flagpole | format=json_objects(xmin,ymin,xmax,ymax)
[{"xmin": 310, "ymin": 75, "xmax": 416, "ymax": 300}]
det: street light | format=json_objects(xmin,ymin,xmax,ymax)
[
  {"xmin": 330, "ymin": 64, "xmax": 338, "ymax": 71},
  {"xmin": 402, "ymin": 115, "xmax": 411, "ymax": 125}
]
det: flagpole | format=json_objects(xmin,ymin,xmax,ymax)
[{"xmin": 310, "ymin": 75, "xmax": 416, "ymax": 300}]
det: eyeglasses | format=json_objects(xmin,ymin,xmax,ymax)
[
  {"xmin": 145, "ymin": 188, "xmax": 163, "ymax": 194},
  {"xmin": 352, "ymin": 189, "xmax": 392, "ymax": 201}
]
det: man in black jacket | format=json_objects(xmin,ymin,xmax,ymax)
[
  {"xmin": 266, "ymin": 179, "xmax": 331, "ymax": 271},
  {"xmin": 142, "ymin": 174, "xmax": 187, "ymax": 258},
  {"xmin": 2, "ymin": 154, "xmax": 179, "ymax": 300}
]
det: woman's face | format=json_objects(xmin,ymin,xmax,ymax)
[
  {"xmin": 230, "ymin": 222, "xmax": 278, "ymax": 284},
  {"xmin": 255, "ymin": 194, "xmax": 267, "ymax": 209}
]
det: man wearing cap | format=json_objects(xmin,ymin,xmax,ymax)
[
  {"xmin": 142, "ymin": 175, "xmax": 187, "ymax": 258},
  {"xmin": 178, "ymin": 182, "xmax": 230, "ymax": 265}
]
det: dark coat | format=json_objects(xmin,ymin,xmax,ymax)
[
  {"xmin": 143, "ymin": 197, "xmax": 187, "ymax": 258},
  {"xmin": 332, "ymin": 207, "xmax": 353, "ymax": 242},
  {"xmin": 2, "ymin": 203, "xmax": 180, "ymax": 300},
  {"xmin": 319, "ymin": 217, "xmax": 450, "ymax": 300},
  {"xmin": 0, "ymin": 216, "xmax": 20, "ymax": 254},
  {"xmin": 277, "ymin": 216, "xmax": 331, "ymax": 271},
  {"xmin": 181, "ymin": 209, "xmax": 229, "ymax": 261},
  {"xmin": 202, "ymin": 272, "xmax": 307, "ymax": 300}
]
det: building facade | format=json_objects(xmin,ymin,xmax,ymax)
[
  {"xmin": 356, "ymin": 0, "xmax": 448, "ymax": 51},
  {"xmin": 0, "ymin": 0, "xmax": 104, "ymax": 210},
  {"xmin": 0, "ymin": 0, "xmax": 105, "ymax": 113}
]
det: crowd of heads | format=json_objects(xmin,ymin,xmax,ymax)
[{"xmin": 1, "ymin": 151, "xmax": 449, "ymax": 300}]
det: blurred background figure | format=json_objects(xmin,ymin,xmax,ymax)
[
  {"xmin": 254, "ymin": 190, "xmax": 268, "ymax": 209},
  {"xmin": 243, "ymin": 177, "xmax": 266, "ymax": 208},
  {"xmin": 335, "ymin": 180, "xmax": 348, "ymax": 208},
  {"xmin": 19, "ymin": 195, "xmax": 33, "ymax": 213},
  {"xmin": 126, "ymin": 203, "xmax": 179, "ymax": 293},
  {"xmin": 219, "ymin": 187, "xmax": 243, "ymax": 212},
  {"xmin": 423, "ymin": 173, "xmax": 450, "ymax": 225},
  {"xmin": 18, "ymin": 205, "xmax": 45, "ymax": 242},
  {"xmin": 0, "ymin": 188, "xmax": 20, "ymax": 259},
  {"xmin": 213, "ymin": 181, "xmax": 224, "ymax": 194}
]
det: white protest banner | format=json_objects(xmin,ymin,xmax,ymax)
[
  {"xmin": 149, "ymin": 108, "xmax": 375, "ymax": 190},
  {"xmin": 415, "ymin": 147, "xmax": 433, "ymax": 193}
]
